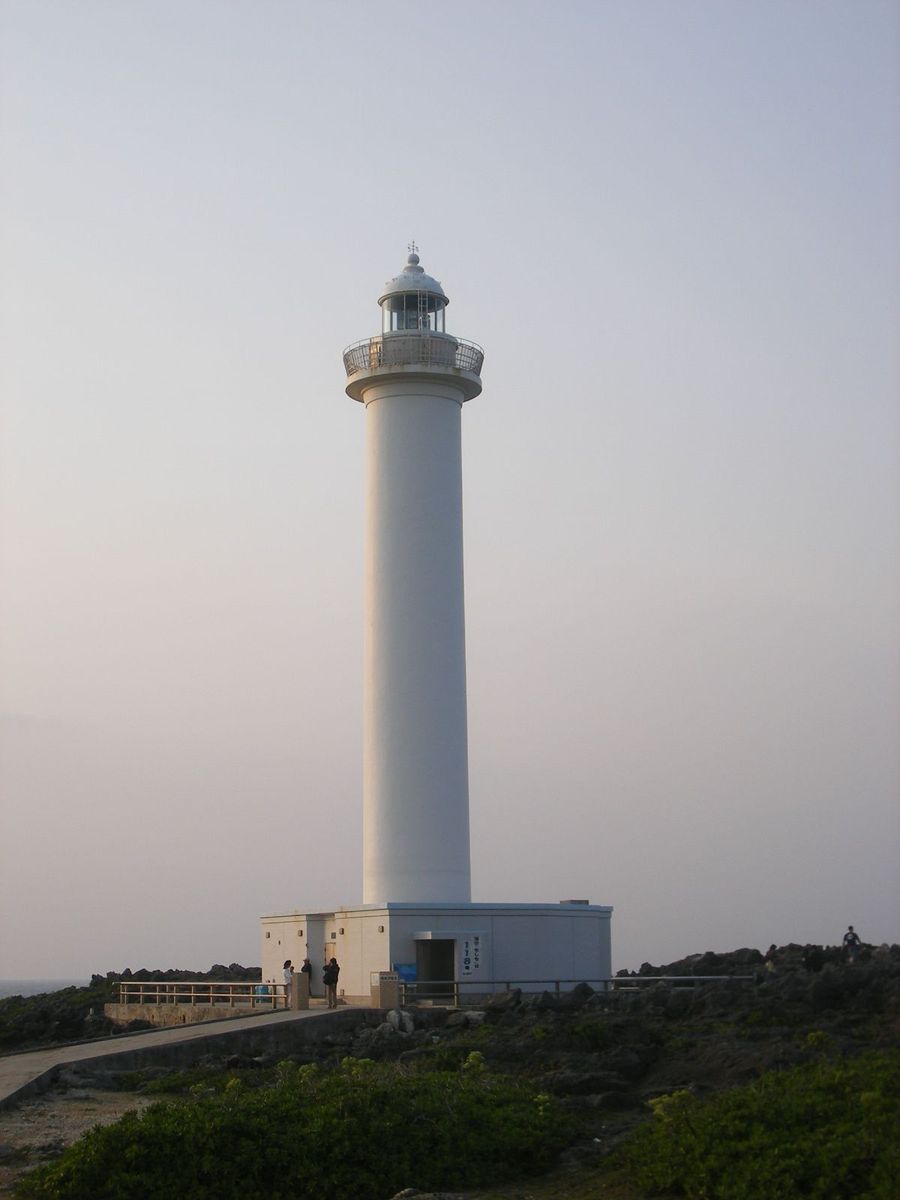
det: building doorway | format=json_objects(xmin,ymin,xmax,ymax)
[{"xmin": 416, "ymin": 939, "xmax": 455, "ymax": 999}]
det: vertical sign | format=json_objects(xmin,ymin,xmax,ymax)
[{"xmin": 461, "ymin": 934, "xmax": 481, "ymax": 976}]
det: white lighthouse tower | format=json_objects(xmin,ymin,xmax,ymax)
[
  {"xmin": 260, "ymin": 251, "xmax": 611, "ymax": 1002},
  {"xmin": 343, "ymin": 249, "xmax": 483, "ymax": 905}
]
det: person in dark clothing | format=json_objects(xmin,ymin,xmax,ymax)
[
  {"xmin": 299, "ymin": 958, "xmax": 312, "ymax": 997},
  {"xmin": 842, "ymin": 926, "xmax": 862, "ymax": 963},
  {"xmin": 322, "ymin": 957, "xmax": 340, "ymax": 1009}
]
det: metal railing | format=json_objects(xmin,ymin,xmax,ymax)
[
  {"xmin": 343, "ymin": 333, "xmax": 484, "ymax": 378},
  {"xmin": 115, "ymin": 980, "xmax": 290, "ymax": 1008},
  {"xmin": 399, "ymin": 975, "xmax": 756, "ymax": 1007},
  {"xmin": 115, "ymin": 973, "xmax": 756, "ymax": 1010}
]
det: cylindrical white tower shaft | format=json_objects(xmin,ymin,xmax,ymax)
[
  {"xmin": 343, "ymin": 252, "xmax": 484, "ymax": 904},
  {"xmin": 364, "ymin": 379, "xmax": 469, "ymax": 902}
]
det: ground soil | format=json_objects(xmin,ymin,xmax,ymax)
[{"xmin": 0, "ymin": 1089, "xmax": 152, "ymax": 1198}]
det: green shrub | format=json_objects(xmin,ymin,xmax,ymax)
[
  {"xmin": 565, "ymin": 1016, "xmax": 612, "ymax": 1051},
  {"xmin": 17, "ymin": 1059, "xmax": 569, "ymax": 1199},
  {"xmin": 618, "ymin": 1050, "xmax": 899, "ymax": 1199},
  {"xmin": 0, "ymin": 983, "xmax": 116, "ymax": 1051},
  {"xmin": 131, "ymin": 1068, "xmax": 236, "ymax": 1095}
]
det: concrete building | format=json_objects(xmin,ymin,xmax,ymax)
[{"xmin": 261, "ymin": 251, "xmax": 611, "ymax": 1001}]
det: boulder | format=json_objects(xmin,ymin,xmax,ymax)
[
  {"xmin": 556, "ymin": 982, "xmax": 595, "ymax": 1011},
  {"xmin": 485, "ymin": 987, "xmax": 521, "ymax": 1015},
  {"xmin": 559, "ymin": 1091, "xmax": 634, "ymax": 1112},
  {"xmin": 544, "ymin": 1069, "xmax": 629, "ymax": 1095},
  {"xmin": 352, "ymin": 1021, "xmax": 413, "ymax": 1058},
  {"xmin": 224, "ymin": 1054, "xmax": 257, "ymax": 1069},
  {"xmin": 386, "ymin": 1008, "xmax": 416, "ymax": 1034},
  {"xmin": 601, "ymin": 1047, "xmax": 649, "ymax": 1081},
  {"xmin": 534, "ymin": 990, "xmax": 560, "ymax": 1011}
]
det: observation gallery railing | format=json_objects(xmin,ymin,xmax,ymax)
[{"xmin": 343, "ymin": 333, "xmax": 484, "ymax": 379}]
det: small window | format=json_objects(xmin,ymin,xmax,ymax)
[{"xmin": 265, "ymin": 932, "xmax": 270, "ymax": 939}]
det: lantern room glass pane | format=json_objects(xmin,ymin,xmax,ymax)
[{"xmin": 382, "ymin": 293, "xmax": 447, "ymax": 334}]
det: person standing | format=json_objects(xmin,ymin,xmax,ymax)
[
  {"xmin": 282, "ymin": 960, "xmax": 294, "ymax": 1008},
  {"xmin": 842, "ymin": 926, "xmax": 862, "ymax": 963},
  {"xmin": 322, "ymin": 957, "xmax": 340, "ymax": 1009}
]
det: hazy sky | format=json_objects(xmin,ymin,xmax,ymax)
[{"xmin": 1, "ymin": 1, "xmax": 898, "ymax": 979}]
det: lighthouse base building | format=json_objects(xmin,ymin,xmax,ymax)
[
  {"xmin": 261, "ymin": 901, "xmax": 612, "ymax": 1004},
  {"xmin": 261, "ymin": 252, "xmax": 612, "ymax": 1001}
]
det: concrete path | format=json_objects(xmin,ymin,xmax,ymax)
[{"xmin": 0, "ymin": 1007, "xmax": 341, "ymax": 1111}]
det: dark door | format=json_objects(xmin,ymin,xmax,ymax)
[{"xmin": 416, "ymin": 940, "xmax": 456, "ymax": 999}]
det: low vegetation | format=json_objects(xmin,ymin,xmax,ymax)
[
  {"xmin": 16, "ymin": 1055, "xmax": 568, "ymax": 1200},
  {"xmin": 8, "ymin": 943, "xmax": 898, "ymax": 1199},
  {"xmin": 618, "ymin": 1049, "xmax": 899, "ymax": 1199},
  {"xmin": 0, "ymin": 981, "xmax": 116, "ymax": 1052}
]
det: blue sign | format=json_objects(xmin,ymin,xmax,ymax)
[{"xmin": 392, "ymin": 963, "xmax": 417, "ymax": 982}]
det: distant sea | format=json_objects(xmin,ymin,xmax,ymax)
[{"xmin": 0, "ymin": 979, "xmax": 88, "ymax": 999}]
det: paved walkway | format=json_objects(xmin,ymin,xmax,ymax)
[{"xmin": 0, "ymin": 1008, "xmax": 335, "ymax": 1111}]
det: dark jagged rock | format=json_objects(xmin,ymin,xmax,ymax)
[
  {"xmin": 543, "ymin": 1068, "xmax": 629, "ymax": 1095},
  {"xmin": 556, "ymin": 981, "xmax": 595, "ymax": 1011},
  {"xmin": 445, "ymin": 1010, "xmax": 485, "ymax": 1030},
  {"xmin": 559, "ymin": 1091, "xmax": 634, "ymax": 1112},
  {"xmin": 534, "ymin": 990, "xmax": 561, "ymax": 1011},
  {"xmin": 352, "ymin": 1023, "xmax": 411, "ymax": 1059},
  {"xmin": 637, "ymin": 947, "xmax": 764, "ymax": 976},
  {"xmin": 224, "ymin": 1054, "xmax": 258, "ymax": 1069},
  {"xmin": 101, "ymin": 964, "xmax": 262, "ymax": 984},
  {"xmin": 484, "ymin": 987, "xmax": 522, "ymax": 1017},
  {"xmin": 389, "ymin": 1192, "xmax": 468, "ymax": 1200}
]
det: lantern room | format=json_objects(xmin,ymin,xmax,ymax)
[{"xmin": 378, "ymin": 250, "xmax": 449, "ymax": 334}]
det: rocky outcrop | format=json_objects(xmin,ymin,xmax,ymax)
[
  {"xmin": 93, "ymin": 963, "xmax": 261, "ymax": 985},
  {"xmin": 628, "ymin": 947, "xmax": 764, "ymax": 977},
  {"xmin": 0, "ymin": 980, "xmax": 119, "ymax": 1052}
]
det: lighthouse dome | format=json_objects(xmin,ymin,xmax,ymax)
[{"xmin": 378, "ymin": 252, "xmax": 449, "ymax": 307}]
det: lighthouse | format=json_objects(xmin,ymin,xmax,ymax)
[
  {"xmin": 260, "ymin": 251, "xmax": 611, "ymax": 1003},
  {"xmin": 343, "ymin": 249, "xmax": 483, "ymax": 905}
]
